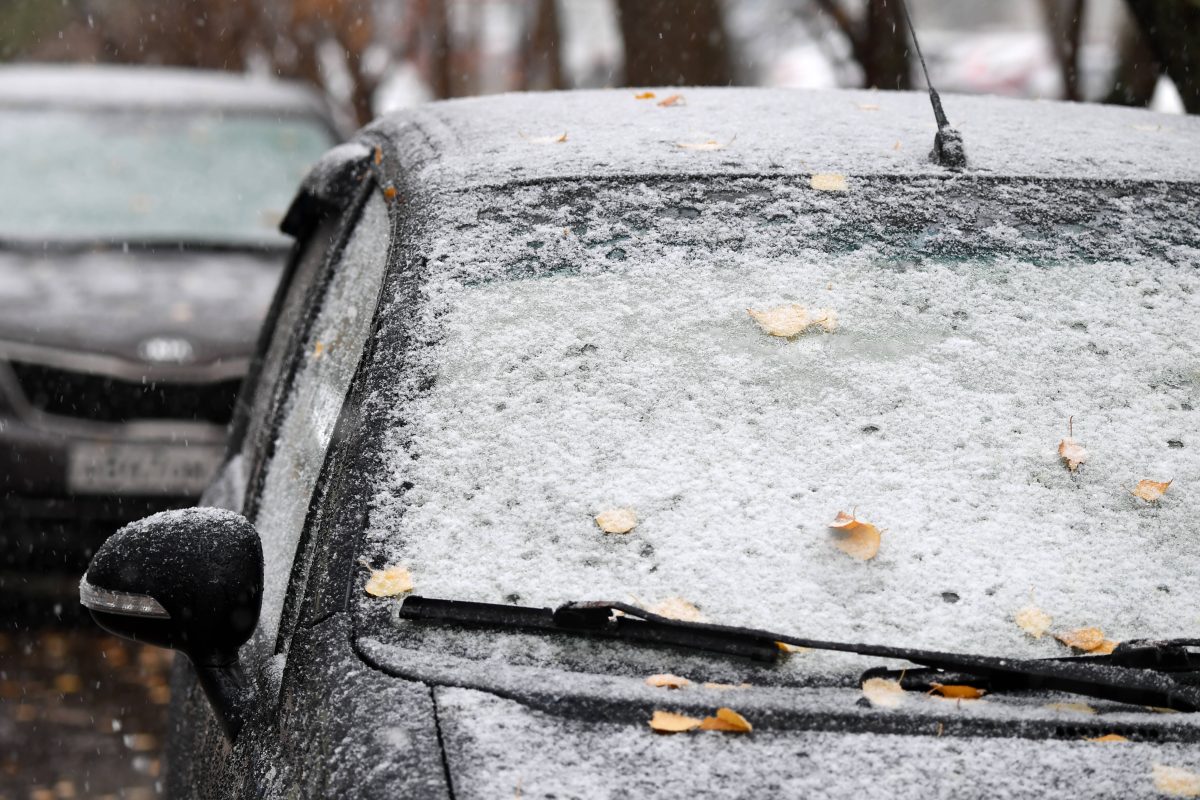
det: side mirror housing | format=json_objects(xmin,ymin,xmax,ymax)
[{"xmin": 80, "ymin": 508, "xmax": 263, "ymax": 738}]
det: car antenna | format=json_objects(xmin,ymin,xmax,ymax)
[{"xmin": 898, "ymin": 0, "xmax": 967, "ymax": 170}]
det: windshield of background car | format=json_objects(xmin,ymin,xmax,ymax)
[
  {"xmin": 0, "ymin": 107, "xmax": 332, "ymax": 246},
  {"xmin": 361, "ymin": 175, "xmax": 1200, "ymax": 679}
]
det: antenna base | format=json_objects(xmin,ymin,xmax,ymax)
[{"xmin": 931, "ymin": 127, "xmax": 967, "ymax": 170}]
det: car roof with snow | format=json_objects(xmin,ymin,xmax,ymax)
[
  {"xmin": 366, "ymin": 87, "xmax": 1200, "ymax": 189},
  {"xmin": 0, "ymin": 64, "xmax": 327, "ymax": 116}
]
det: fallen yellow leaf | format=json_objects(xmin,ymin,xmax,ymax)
[
  {"xmin": 383, "ymin": 185, "xmax": 398, "ymax": 202},
  {"xmin": 1015, "ymin": 605, "xmax": 1053, "ymax": 639},
  {"xmin": 523, "ymin": 132, "xmax": 568, "ymax": 144},
  {"xmin": 651, "ymin": 597, "xmax": 705, "ymax": 622},
  {"xmin": 312, "ymin": 341, "xmax": 325, "ymax": 359},
  {"xmin": 1044, "ymin": 701, "xmax": 1096, "ymax": 715},
  {"xmin": 698, "ymin": 707, "xmax": 753, "ymax": 733},
  {"xmin": 857, "ymin": 103, "xmax": 880, "ymax": 111},
  {"xmin": 810, "ymin": 173, "xmax": 848, "ymax": 192},
  {"xmin": 829, "ymin": 511, "xmax": 881, "ymax": 561},
  {"xmin": 1153, "ymin": 764, "xmax": 1200, "ymax": 797},
  {"xmin": 748, "ymin": 304, "xmax": 808, "ymax": 337},
  {"xmin": 649, "ymin": 710, "xmax": 702, "ymax": 733},
  {"xmin": 373, "ymin": 146, "xmax": 383, "ymax": 165},
  {"xmin": 1086, "ymin": 733, "xmax": 1129, "ymax": 743},
  {"xmin": 930, "ymin": 683, "xmax": 986, "ymax": 700},
  {"xmin": 1132, "ymin": 479, "xmax": 1172, "ymax": 502},
  {"xmin": 595, "ymin": 507, "xmax": 637, "ymax": 534},
  {"xmin": 776, "ymin": 641, "xmax": 811, "ymax": 654},
  {"xmin": 862, "ymin": 677, "xmax": 906, "ymax": 708},
  {"xmin": 634, "ymin": 91, "xmax": 656, "ymax": 100},
  {"xmin": 675, "ymin": 139, "xmax": 724, "ymax": 151},
  {"xmin": 364, "ymin": 565, "xmax": 413, "ymax": 597},
  {"xmin": 1056, "ymin": 627, "xmax": 1107, "ymax": 652},
  {"xmin": 1058, "ymin": 438, "xmax": 1087, "ymax": 472},
  {"xmin": 657, "ymin": 94, "xmax": 685, "ymax": 107},
  {"xmin": 645, "ymin": 674, "xmax": 691, "ymax": 689},
  {"xmin": 892, "ymin": 140, "xmax": 902, "ymax": 150},
  {"xmin": 1092, "ymin": 639, "xmax": 1119, "ymax": 655}
]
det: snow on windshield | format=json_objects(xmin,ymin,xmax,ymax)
[{"xmin": 365, "ymin": 178, "xmax": 1199, "ymax": 674}]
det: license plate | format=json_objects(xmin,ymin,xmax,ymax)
[{"xmin": 68, "ymin": 442, "xmax": 224, "ymax": 496}]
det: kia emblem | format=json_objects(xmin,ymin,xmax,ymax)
[{"xmin": 138, "ymin": 336, "xmax": 195, "ymax": 364}]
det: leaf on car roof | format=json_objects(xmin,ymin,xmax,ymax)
[
  {"xmin": 651, "ymin": 596, "xmax": 705, "ymax": 622},
  {"xmin": 1015, "ymin": 604, "xmax": 1052, "ymax": 639},
  {"xmin": 747, "ymin": 305, "xmax": 837, "ymax": 338},
  {"xmin": 657, "ymin": 94, "xmax": 686, "ymax": 107},
  {"xmin": 634, "ymin": 91, "xmax": 656, "ymax": 100},
  {"xmin": 857, "ymin": 103, "xmax": 880, "ymax": 111},
  {"xmin": 1153, "ymin": 764, "xmax": 1200, "ymax": 797},
  {"xmin": 1086, "ymin": 733, "xmax": 1129, "ymax": 743},
  {"xmin": 364, "ymin": 565, "xmax": 413, "ymax": 597},
  {"xmin": 698, "ymin": 707, "xmax": 753, "ymax": 733},
  {"xmin": 648, "ymin": 710, "xmax": 702, "ymax": 733},
  {"xmin": 522, "ymin": 132, "xmax": 568, "ymax": 144},
  {"xmin": 675, "ymin": 139, "xmax": 725, "ymax": 151},
  {"xmin": 1055, "ymin": 627, "xmax": 1112, "ymax": 653},
  {"xmin": 862, "ymin": 677, "xmax": 906, "ymax": 708},
  {"xmin": 595, "ymin": 507, "xmax": 638, "ymax": 534},
  {"xmin": 1131, "ymin": 479, "xmax": 1172, "ymax": 502},
  {"xmin": 810, "ymin": 173, "xmax": 848, "ymax": 192},
  {"xmin": 930, "ymin": 683, "xmax": 986, "ymax": 700},
  {"xmin": 828, "ymin": 511, "xmax": 881, "ymax": 561},
  {"xmin": 645, "ymin": 673, "xmax": 691, "ymax": 689}
]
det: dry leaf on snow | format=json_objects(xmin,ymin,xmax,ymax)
[
  {"xmin": 776, "ymin": 641, "xmax": 811, "ymax": 654},
  {"xmin": 810, "ymin": 173, "xmax": 848, "ymax": 192},
  {"xmin": 1153, "ymin": 764, "xmax": 1200, "ymax": 798},
  {"xmin": 649, "ymin": 710, "xmax": 702, "ymax": 733},
  {"xmin": 1056, "ymin": 627, "xmax": 1112, "ymax": 652},
  {"xmin": 382, "ymin": 185, "xmax": 398, "ymax": 202},
  {"xmin": 1086, "ymin": 734, "xmax": 1129, "ymax": 743},
  {"xmin": 829, "ymin": 511, "xmax": 882, "ymax": 561},
  {"xmin": 1045, "ymin": 701, "xmax": 1096, "ymax": 715},
  {"xmin": 651, "ymin": 597, "xmax": 705, "ymax": 622},
  {"xmin": 364, "ymin": 565, "xmax": 413, "ymax": 597},
  {"xmin": 676, "ymin": 139, "xmax": 725, "ymax": 151},
  {"xmin": 523, "ymin": 132, "xmax": 568, "ymax": 144},
  {"xmin": 862, "ymin": 677, "xmax": 906, "ymax": 708},
  {"xmin": 595, "ymin": 507, "xmax": 638, "ymax": 534},
  {"xmin": 747, "ymin": 305, "xmax": 837, "ymax": 338},
  {"xmin": 1132, "ymin": 479, "xmax": 1172, "ymax": 502},
  {"xmin": 1058, "ymin": 439, "xmax": 1088, "ymax": 472},
  {"xmin": 930, "ymin": 683, "xmax": 986, "ymax": 700},
  {"xmin": 634, "ymin": 91, "xmax": 656, "ymax": 100},
  {"xmin": 646, "ymin": 674, "xmax": 691, "ymax": 689},
  {"xmin": 1015, "ymin": 605, "xmax": 1053, "ymax": 639},
  {"xmin": 373, "ymin": 146, "xmax": 383, "ymax": 165},
  {"xmin": 698, "ymin": 707, "xmax": 753, "ymax": 733},
  {"xmin": 657, "ymin": 94, "xmax": 686, "ymax": 107},
  {"xmin": 857, "ymin": 103, "xmax": 880, "ymax": 111}
]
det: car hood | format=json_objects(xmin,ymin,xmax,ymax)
[
  {"xmin": 0, "ymin": 247, "xmax": 282, "ymax": 373},
  {"xmin": 357, "ymin": 636, "xmax": 1200, "ymax": 799}
]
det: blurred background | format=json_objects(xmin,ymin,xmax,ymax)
[{"xmin": 1, "ymin": 1, "xmax": 1198, "ymax": 798}]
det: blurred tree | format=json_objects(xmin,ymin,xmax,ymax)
[
  {"xmin": 519, "ymin": 0, "xmax": 565, "ymax": 91},
  {"xmin": 810, "ymin": 0, "xmax": 912, "ymax": 90},
  {"xmin": 615, "ymin": 0, "xmax": 733, "ymax": 86},
  {"xmin": 1121, "ymin": 0, "xmax": 1199, "ymax": 113},
  {"xmin": 1038, "ymin": 0, "xmax": 1086, "ymax": 102},
  {"xmin": 1103, "ymin": 20, "xmax": 1159, "ymax": 107}
]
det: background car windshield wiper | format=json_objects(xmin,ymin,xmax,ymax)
[{"xmin": 399, "ymin": 596, "xmax": 1200, "ymax": 712}]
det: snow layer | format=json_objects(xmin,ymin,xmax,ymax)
[
  {"xmin": 365, "ymin": 175, "xmax": 1200, "ymax": 676},
  {"xmin": 376, "ymin": 87, "xmax": 1200, "ymax": 188}
]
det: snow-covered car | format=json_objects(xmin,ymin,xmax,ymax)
[
  {"xmin": 0, "ymin": 65, "xmax": 337, "ymax": 574},
  {"xmin": 80, "ymin": 88, "xmax": 1200, "ymax": 798}
]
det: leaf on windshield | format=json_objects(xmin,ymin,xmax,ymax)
[
  {"xmin": 1058, "ymin": 419, "xmax": 1088, "ymax": 472},
  {"xmin": 810, "ymin": 173, "xmax": 848, "ymax": 192},
  {"xmin": 649, "ymin": 710, "xmax": 702, "ymax": 733},
  {"xmin": 1132, "ymin": 479, "xmax": 1172, "ymax": 502},
  {"xmin": 1055, "ymin": 627, "xmax": 1109, "ymax": 652},
  {"xmin": 364, "ymin": 565, "xmax": 413, "ymax": 597},
  {"xmin": 862, "ymin": 677, "xmax": 906, "ymax": 708},
  {"xmin": 373, "ymin": 146, "xmax": 383, "ymax": 166},
  {"xmin": 646, "ymin": 674, "xmax": 691, "ymax": 689},
  {"xmin": 747, "ymin": 304, "xmax": 839, "ymax": 338},
  {"xmin": 595, "ymin": 507, "xmax": 638, "ymax": 534},
  {"xmin": 1153, "ymin": 764, "xmax": 1200, "ymax": 798},
  {"xmin": 383, "ymin": 185, "xmax": 398, "ymax": 202},
  {"xmin": 1086, "ymin": 733, "xmax": 1129, "ymax": 743},
  {"xmin": 1015, "ymin": 604, "xmax": 1052, "ymax": 639},
  {"xmin": 776, "ymin": 641, "xmax": 811, "ymax": 654},
  {"xmin": 1045, "ymin": 701, "xmax": 1096, "ymax": 715},
  {"xmin": 657, "ymin": 94, "xmax": 686, "ymax": 107},
  {"xmin": 698, "ymin": 707, "xmax": 753, "ymax": 733},
  {"xmin": 634, "ymin": 91, "xmax": 656, "ymax": 100},
  {"xmin": 829, "ymin": 511, "xmax": 882, "ymax": 561},
  {"xmin": 930, "ymin": 683, "xmax": 986, "ymax": 700},
  {"xmin": 812, "ymin": 309, "xmax": 838, "ymax": 332},
  {"xmin": 651, "ymin": 596, "xmax": 705, "ymax": 622}
]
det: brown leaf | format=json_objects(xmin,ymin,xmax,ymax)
[
  {"xmin": 698, "ymin": 707, "xmax": 753, "ymax": 733},
  {"xmin": 776, "ymin": 641, "xmax": 811, "ymax": 654},
  {"xmin": 1056, "ymin": 627, "xmax": 1107, "ymax": 652},
  {"xmin": 1015, "ymin": 605, "xmax": 1053, "ymax": 639},
  {"xmin": 364, "ymin": 565, "xmax": 413, "ymax": 597},
  {"xmin": 1132, "ymin": 479, "xmax": 1172, "ymax": 502},
  {"xmin": 645, "ymin": 674, "xmax": 691, "ymax": 689},
  {"xmin": 651, "ymin": 597, "xmax": 705, "ymax": 622},
  {"xmin": 634, "ymin": 91, "xmax": 656, "ymax": 100},
  {"xmin": 524, "ymin": 132, "xmax": 568, "ymax": 144},
  {"xmin": 930, "ymin": 683, "xmax": 986, "ymax": 700},
  {"xmin": 648, "ymin": 710, "xmax": 702, "ymax": 733},
  {"xmin": 1085, "ymin": 733, "xmax": 1129, "ymax": 743},
  {"xmin": 1092, "ymin": 639, "xmax": 1119, "ymax": 655},
  {"xmin": 1058, "ymin": 438, "xmax": 1088, "ymax": 472},
  {"xmin": 675, "ymin": 139, "xmax": 724, "ymax": 151},
  {"xmin": 373, "ymin": 145, "xmax": 383, "ymax": 165},
  {"xmin": 1153, "ymin": 765, "xmax": 1200, "ymax": 797},
  {"xmin": 595, "ymin": 507, "xmax": 637, "ymax": 534},
  {"xmin": 862, "ymin": 677, "xmax": 905, "ymax": 708},
  {"xmin": 657, "ymin": 94, "xmax": 685, "ymax": 107},
  {"xmin": 383, "ymin": 185, "xmax": 398, "ymax": 202},
  {"xmin": 810, "ymin": 173, "xmax": 848, "ymax": 192},
  {"xmin": 829, "ymin": 511, "xmax": 881, "ymax": 561}
]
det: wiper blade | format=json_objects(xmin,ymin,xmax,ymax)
[{"xmin": 399, "ymin": 596, "xmax": 1200, "ymax": 712}]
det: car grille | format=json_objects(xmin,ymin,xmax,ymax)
[{"xmin": 9, "ymin": 361, "xmax": 241, "ymax": 425}]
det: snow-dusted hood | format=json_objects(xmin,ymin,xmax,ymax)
[{"xmin": 0, "ymin": 246, "xmax": 281, "ymax": 373}]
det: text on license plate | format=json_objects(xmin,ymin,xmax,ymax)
[{"xmin": 68, "ymin": 443, "xmax": 224, "ymax": 496}]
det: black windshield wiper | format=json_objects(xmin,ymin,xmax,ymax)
[{"xmin": 399, "ymin": 596, "xmax": 1200, "ymax": 712}]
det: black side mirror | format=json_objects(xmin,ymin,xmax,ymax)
[{"xmin": 80, "ymin": 508, "xmax": 263, "ymax": 739}]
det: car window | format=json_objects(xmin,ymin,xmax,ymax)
[
  {"xmin": 252, "ymin": 192, "xmax": 390, "ymax": 650},
  {"xmin": 0, "ymin": 108, "xmax": 333, "ymax": 246}
]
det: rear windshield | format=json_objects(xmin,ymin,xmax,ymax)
[
  {"xmin": 364, "ymin": 175, "xmax": 1200, "ymax": 677},
  {"xmin": 0, "ymin": 107, "xmax": 332, "ymax": 246}
]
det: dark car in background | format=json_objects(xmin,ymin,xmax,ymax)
[
  {"xmin": 82, "ymin": 89, "xmax": 1200, "ymax": 797},
  {"xmin": 0, "ymin": 65, "xmax": 337, "ymax": 580}
]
